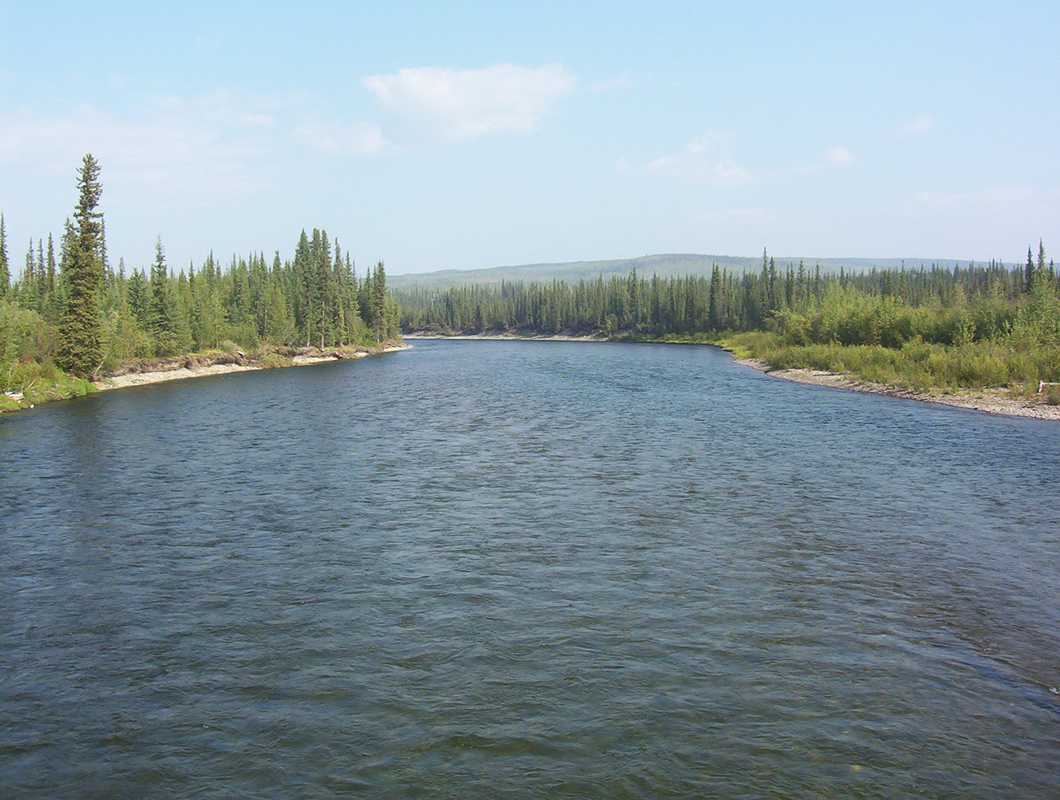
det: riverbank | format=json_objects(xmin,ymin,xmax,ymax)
[
  {"xmin": 407, "ymin": 330, "xmax": 1060, "ymax": 420},
  {"xmin": 0, "ymin": 343, "xmax": 408, "ymax": 413},
  {"xmin": 403, "ymin": 332, "xmax": 606, "ymax": 342},
  {"xmin": 97, "ymin": 343, "xmax": 409, "ymax": 392},
  {"xmin": 734, "ymin": 357, "xmax": 1060, "ymax": 420}
]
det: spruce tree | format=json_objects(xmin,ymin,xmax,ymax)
[
  {"xmin": 707, "ymin": 264, "xmax": 721, "ymax": 330},
  {"xmin": 149, "ymin": 236, "xmax": 179, "ymax": 355},
  {"xmin": 0, "ymin": 214, "xmax": 9, "ymax": 299},
  {"xmin": 370, "ymin": 260, "xmax": 388, "ymax": 340},
  {"xmin": 58, "ymin": 155, "xmax": 105, "ymax": 377}
]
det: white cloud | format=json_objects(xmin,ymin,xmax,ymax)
[
  {"xmin": 362, "ymin": 63, "xmax": 578, "ymax": 142},
  {"xmin": 822, "ymin": 145, "xmax": 857, "ymax": 168},
  {"xmin": 293, "ymin": 122, "xmax": 386, "ymax": 155},
  {"xmin": 0, "ymin": 89, "xmax": 388, "ymax": 207},
  {"xmin": 699, "ymin": 207, "xmax": 766, "ymax": 221},
  {"xmin": 882, "ymin": 114, "xmax": 936, "ymax": 140},
  {"xmin": 642, "ymin": 131, "xmax": 754, "ymax": 187},
  {"xmin": 586, "ymin": 73, "xmax": 632, "ymax": 93},
  {"xmin": 912, "ymin": 186, "xmax": 1035, "ymax": 211},
  {"xmin": 887, "ymin": 186, "xmax": 1060, "ymax": 258},
  {"xmin": 902, "ymin": 114, "xmax": 935, "ymax": 135}
]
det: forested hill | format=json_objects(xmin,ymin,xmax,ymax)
[{"xmin": 388, "ymin": 253, "xmax": 992, "ymax": 290}]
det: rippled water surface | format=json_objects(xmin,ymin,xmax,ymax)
[{"xmin": 2, "ymin": 340, "xmax": 1060, "ymax": 798}]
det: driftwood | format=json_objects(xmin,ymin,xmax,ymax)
[{"xmin": 1040, "ymin": 381, "xmax": 1060, "ymax": 393}]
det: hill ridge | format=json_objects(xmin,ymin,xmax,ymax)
[{"xmin": 389, "ymin": 252, "xmax": 1004, "ymax": 289}]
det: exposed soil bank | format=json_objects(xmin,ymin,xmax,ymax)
[
  {"xmin": 734, "ymin": 357, "xmax": 1060, "ymax": 421},
  {"xmin": 96, "ymin": 344, "xmax": 409, "ymax": 392},
  {"xmin": 408, "ymin": 332, "xmax": 1060, "ymax": 421},
  {"xmin": 403, "ymin": 332, "xmax": 606, "ymax": 342}
]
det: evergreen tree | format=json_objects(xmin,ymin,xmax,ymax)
[
  {"xmin": 22, "ymin": 240, "xmax": 39, "ymax": 311},
  {"xmin": 149, "ymin": 236, "xmax": 179, "ymax": 355},
  {"xmin": 126, "ymin": 269, "xmax": 150, "ymax": 327},
  {"xmin": 57, "ymin": 154, "xmax": 105, "ymax": 377},
  {"xmin": 369, "ymin": 260, "xmax": 388, "ymax": 340},
  {"xmin": 707, "ymin": 265, "xmax": 721, "ymax": 330},
  {"xmin": 0, "ymin": 213, "xmax": 9, "ymax": 298}
]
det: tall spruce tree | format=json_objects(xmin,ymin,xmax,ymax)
[
  {"xmin": 369, "ymin": 260, "xmax": 388, "ymax": 340},
  {"xmin": 0, "ymin": 213, "xmax": 9, "ymax": 299},
  {"xmin": 58, "ymin": 154, "xmax": 105, "ymax": 376},
  {"xmin": 149, "ymin": 236, "xmax": 179, "ymax": 355}
]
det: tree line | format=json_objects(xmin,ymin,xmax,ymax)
[
  {"xmin": 397, "ymin": 246, "xmax": 1058, "ymax": 348},
  {"xmin": 1, "ymin": 155, "xmax": 401, "ymax": 379}
]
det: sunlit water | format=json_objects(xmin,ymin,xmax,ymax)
[{"xmin": 2, "ymin": 340, "xmax": 1059, "ymax": 799}]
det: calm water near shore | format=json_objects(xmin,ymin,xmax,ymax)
[{"xmin": 2, "ymin": 339, "xmax": 1059, "ymax": 799}]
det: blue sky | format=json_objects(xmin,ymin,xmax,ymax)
[{"xmin": 1, "ymin": 1, "xmax": 1057, "ymax": 276}]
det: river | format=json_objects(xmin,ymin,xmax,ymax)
[{"xmin": 2, "ymin": 339, "xmax": 1058, "ymax": 798}]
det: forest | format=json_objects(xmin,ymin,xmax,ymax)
[
  {"xmin": 1, "ymin": 156, "xmax": 402, "ymax": 409},
  {"xmin": 398, "ymin": 247, "xmax": 1060, "ymax": 396},
  {"xmin": 3, "ymin": 155, "xmax": 1058, "ymax": 409}
]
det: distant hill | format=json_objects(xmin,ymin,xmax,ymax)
[{"xmin": 388, "ymin": 253, "xmax": 984, "ymax": 290}]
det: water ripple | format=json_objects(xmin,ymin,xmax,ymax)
[{"xmin": 2, "ymin": 341, "xmax": 1059, "ymax": 798}]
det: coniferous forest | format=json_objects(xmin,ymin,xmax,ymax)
[
  {"xmin": 1, "ymin": 156, "xmax": 401, "ymax": 409},
  {"xmin": 2, "ymin": 155, "xmax": 1058, "ymax": 410},
  {"xmin": 397, "ymin": 247, "xmax": 1060, "ymax": 396}
]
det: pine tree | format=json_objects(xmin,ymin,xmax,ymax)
[
  {"xmin": 0, "ymin": 213, "xmax": 9, "ymax": 298},
  {"xmin": 369, "ymin": 260, "xmax": 388, "ymax": 340},
  {"xmin": 127, "ymin": 269, "xmax": 150, "ymax": 327},
  {"xmin": 22, "ymin": 240, "xmax": 39, "ymax": 310},
  {"xmin": 57, "ymin": 155, "xmax": 106, "ymax": 376},
  {"xmin": 149, "ymin": 236, "xmax": 179, "ymax": 355},
  {"xmin": 707, "ymin": 264, "xmax": 721, "ymax": 330}
]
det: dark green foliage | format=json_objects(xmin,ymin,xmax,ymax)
[
  {"xmin": 0, "ymin": 155, "xmax": 408, "ymax": 412},
  {"xmin": 398, "ymin": 245, "xmax": 1059, "ymax": 390},
  {"xmin": 0, "ymin": 214, "xmax": 9, "ymax": 299},
  {"xmin": 2, "ymin": 157, "xmax": 401, "ymax": 395},
  {"xmin": 57, "ymin": 154, "xmax": 105, "ymax": 377},
  {"xmin": 149, "ymin": 237, "xmax": 183, "ymax": 356},
  {"xmin": 399, "ymin": 250, "xmax": 1055, "ymax": 345}
]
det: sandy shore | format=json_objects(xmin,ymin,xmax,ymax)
[
  {"xmin": 403, "ymin": 332, "xmax": 607, "ymax": 342},
  {"xmin": 734, "ymin": 357, "xmax": 1060, "ymax": 420},
  {"xmin": 408, "ymin": 333, "xmax": 1060, "ymax": 420},
  {"xmin": 96, "ymin": 331, "xmax": 1045, "ymax": 421},
  {"xmin": 96, "ymin": 344, "xmax": 409, "ymax": 392}
]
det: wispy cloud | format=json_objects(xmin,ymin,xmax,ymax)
[
  {"xmin": 911, "ymin": 186, "xmax": 1035, "ymax": 211},
  {"xmin": 0, "ymin": 89, "xmax": 388, "ymax": 206},
  {"xmin": 640, "ymin": 131, "xmax": 755, "ymax": 187},
  {"xmin": 699, "ymin": 207, "xmax": 766, "ymax": 221},
  {"xmin": 362, "ymin": 63, "xmax": 578, "ymax": 142},
  {"xmin": 883, "ymin": 114, "xmax": 936, "ymax": 140},
  {"xmin": 902, "ymin": 114, "xmax": 935, "ymax": 135},
  {"xmin": 822, "ymin": 145, "xmax": 857, "ymax": 168},
  {"xmin": 586, "ymin": 73, "xmax": 632, "ymax": 93},
  {"xmin": 0, "ymin": 93, "xmax": 288, "ymax": 199},
  {"xmin": 293, "ymin": 122, "xmax": 386, "ymax": 155}
]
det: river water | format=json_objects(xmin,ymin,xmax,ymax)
[{"xmin": 2, "ymin": 339, "xmax": 1059, "ymax": 799}]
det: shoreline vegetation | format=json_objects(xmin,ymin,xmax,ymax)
[
  {"xmin": 97, "ymin": 342, "xmax": 409, "ymax": 392},
  {"xmin": 397, "ymin": 243, "xmax": 1060, "ymax": 421},
  {"xmin": 2, "ymin": 154, "xmax": 403, "ymax": 415},
  {"xmin": 404, "ymin": 331, "xmax": 1060, "ymax": 420},
  {"xmin": 1, "ymin": 342, "xmax": 407, "ymax": 413},
  {"xmin": 3, "ymin": 155, "xmax": 1057, "ymax": 421},
  {"xmin": 730, "ymin": 356, "xmax": 1060, "ymax": 421}
]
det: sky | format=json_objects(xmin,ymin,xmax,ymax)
[{"xmin": 1, "ymin": 1, "xmax": 1058, "ymax": 277}]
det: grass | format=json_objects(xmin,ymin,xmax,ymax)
[
  {"xmin": 1, "ymin": 360, "xmax": 98, "ymax": 411},
  {"xmin": 716, "ymin": 331, "xmax": 1060, "ymax": 394}
]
